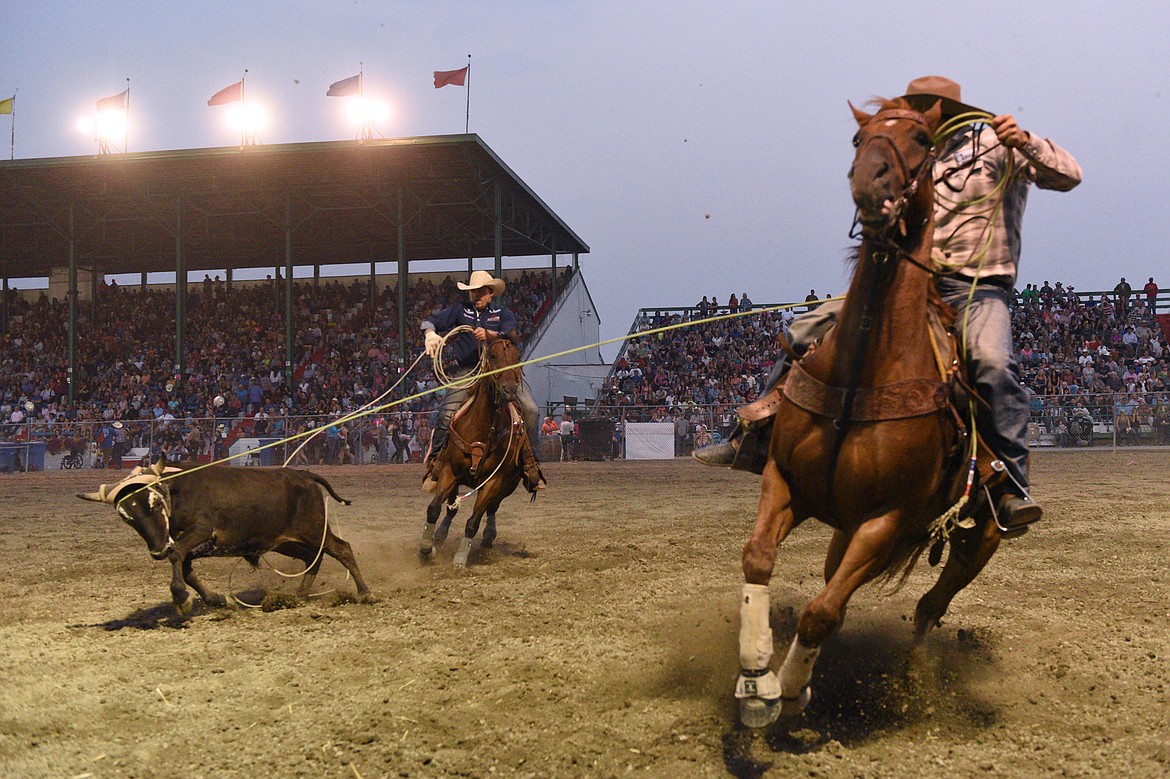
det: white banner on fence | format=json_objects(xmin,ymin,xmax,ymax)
[{"xmin": 624, "ymin": 422, "xmax": 675, "ymax": 460}]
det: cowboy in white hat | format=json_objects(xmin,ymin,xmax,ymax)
[
  {"xmin": 696, "ymin": 75, "xmax": 1082, "ymax": 532},
  {"xmin": 420, "ymin": 270, "xmax": 544, "ymax": 492}
]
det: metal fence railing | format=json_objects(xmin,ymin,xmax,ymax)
[
  {"xmin": 588, "ymin": 393, "xmax": 1170, "ymax": 458},
  {"xmin": 0, "ymin": 412, "xmax": 439, "ymax": 473},
  {"xmin": 1, "ymin": 392, "xmax": 1165, "ymax": 473}
]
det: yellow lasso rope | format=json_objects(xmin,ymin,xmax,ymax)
[{"xmin": 113, "ymin": 298, "xmax": 838, "ymax": 511}]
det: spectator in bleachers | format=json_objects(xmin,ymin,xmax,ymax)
[{"xmin": 0, "ymin": 268, "xmax": 558, "ymax": 462}]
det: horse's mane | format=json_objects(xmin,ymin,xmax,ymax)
[{"xmin": 865, "ymin": 96, "xmax": 914, "ymax": 114}]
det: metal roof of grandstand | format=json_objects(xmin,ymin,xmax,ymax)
[{"xmin": 0, "ymin": 134, "xmax": 589, "ymax": 278}]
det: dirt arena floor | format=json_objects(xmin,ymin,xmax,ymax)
[{"xmin": 1, "ymin": 450, "xmax": 1168, "ymax": 778}]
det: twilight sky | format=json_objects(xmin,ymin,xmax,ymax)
[{"xmin": 3, "ymin": 1, "xmax": 1167, "ymax": 354}]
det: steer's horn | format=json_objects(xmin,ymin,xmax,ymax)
[
  {"xmin": 151, "ymin": 458, "xmax": 166, "ymax": 478},
  {"xmin": 76, "ymin": 483, "xmax": 112, "ymax": 503}
]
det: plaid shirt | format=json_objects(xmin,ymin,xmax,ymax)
[{"xmin": 933, "ymin": 125, "xmax": 1081, "ymax": 282}]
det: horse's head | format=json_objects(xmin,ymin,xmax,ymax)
[
  {"xmin": 848, "ymin": 98, "xmax": 942, "ymax": 239},
  {"xmin": 484, "ymin": 337, "xmax": 522, "ymax": 404}
]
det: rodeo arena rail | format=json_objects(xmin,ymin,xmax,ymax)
[{"xmin": 1, "ymin": 285, "xmax": 1166, "ymax": 471}]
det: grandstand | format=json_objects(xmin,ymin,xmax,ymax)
[
  {"xmin": 0, "ymin": 135, "xmax": 607, "ymax": 470},
  {"xmin": 594, "ymin": 285, "xmax": 1170, "ymax": 456}
]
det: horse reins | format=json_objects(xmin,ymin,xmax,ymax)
[{"xmin": 828, "ymin": 110, "xmax": 937, "ymax": 517}]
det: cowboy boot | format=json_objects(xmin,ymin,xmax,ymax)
[
  {"xmin": 692, "ymin": 428, "xmax": 742, "ymax": 466},
  {"xmin": 692, "ymin": 419, "xmax": 774, "ymax": 474},
  {"xmin": 996, "ymin": 492, "xmax": 1043, "ymax": 531},
  {"xmin": 520, "ymin": 442, "xmax": 546, "ymax": 493},
  {"xmin": 421, "ymin": 429, "xmax": 448, "ymax": 493}
]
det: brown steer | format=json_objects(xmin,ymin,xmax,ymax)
[{"xmin": 78, "ymin": 460, "xmax": 371, "ymax": 614}]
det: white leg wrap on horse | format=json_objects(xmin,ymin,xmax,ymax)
[
  {"xmin": 739, "ymin": 584, "xmax": 773, "ymax": 670},
  {"xmin": 736, "ymin": 584, "xmax": 781, "ymax": 701},
  {"xmin": 778, "ymin": 636, "xmax": 820, "ymax": 698}
]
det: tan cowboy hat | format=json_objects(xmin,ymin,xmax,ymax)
[
  {"xmin": 457, "ymin": 270, "xmax": 506, "ymax": 295},
  {"xmin": 899, "ymin": 75, "xmax": 985, "ymax": 118}
]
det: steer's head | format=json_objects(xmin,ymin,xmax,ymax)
[{"xmin": 77, "ymin": 460, "xmax": 177, "ymax": 560}]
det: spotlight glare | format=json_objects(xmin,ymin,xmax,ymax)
[
  {"xmin": 226, "ymin": 103, "xmax": 267, "ymax": 133},
  {"xmin": 345, "ymin": 97, "xmax": 390, "ymax": 127}
]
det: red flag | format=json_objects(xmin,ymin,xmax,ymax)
[
  {"xmin": 96, "ymin": 89, "xmax": 128, "ymax": 113},
  {"xmin": 327, "ymin": 74, "xmax": 362, "ymax": 97},
  {"xmin": 207, "ymin": 80, "xmax": 243, "ymax": 106},
  {"xmin": 433, "ymin": 67, "xmax": 468, "ymax": 88}
]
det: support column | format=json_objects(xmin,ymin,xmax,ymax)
[
  {"xmin": 397, "ymin": 186, "xmax": 408, "ymax": 378},
  {"xmin": 494, "ymin": 182, "xmax": 503, "ymax": 296},
  {"xmin": 284, "ymin": 192, "xmax": 294, "ymax": 387},
  {"xmin": 139, "ymin": 271, "xmax": 146, "ymax": 292},
  {"xmin": 175, "ymin": 199, "xmax": 185, "ymax": 376},
  {"xmin": 67, "ymin": 204, "xmax": 77, "ymax": 404},
  {"xmin": 573, "ymin": 252, "xmax": 579, "ymax": 271},
  {"xmin": 369, "ymin": 260, "xmax": 376, "ymax": 309},
  {"xmin": 467, "ymin": 256, "xmax": 473, "ymax": 279},
  {"xmin": 550, "ymin": 251, "xmax": 557, "ymax": 302},
  {"xmin": 2, "ymin": 277, "xmax": 9, "ymax": 337}
]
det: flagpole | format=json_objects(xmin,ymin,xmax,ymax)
[
  {"xmin": 124, "ymin": 78, "xmax": 130, "ymax": 153},
  {"xmin": 8, "ymin": 90, "xmax": 15, "ymax": 160},
  {"xmin": 241, "ymin": 69, "xmax": 249, "ymax": 147},
  {"xmin": 465, "ymin": 54, "xmax": 471, "ymax": 134}
]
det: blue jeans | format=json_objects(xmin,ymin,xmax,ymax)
[
  {"xmin": 784, "ymin": 278, "xmax": 1031, "ymax": 494},
  {"xmin": 936, "ymin": 277, "xmax": 1031, "ymax": 494},
  {"xmin": 432, "ymin": 370, "xmax": 540, "ymax": 458}
]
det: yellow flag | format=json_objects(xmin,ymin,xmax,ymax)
[{"xmin": 0, "ymin": 96, "xmax": 12, "ymax": 115}]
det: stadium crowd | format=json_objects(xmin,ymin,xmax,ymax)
[
  {"xmin": 0, "ymin": 268, "xmax": 563, "ymax": 465},
  {"xmin": 597, "ymin": 280, "xmax": 1170, "ymax": 451}
]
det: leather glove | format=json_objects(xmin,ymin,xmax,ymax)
[{"xmin": 424, "ymin": 330, "xmax": 442, "ymax": 359}]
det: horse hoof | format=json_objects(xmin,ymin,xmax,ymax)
[
  {"xmin": 780, "ymin": 687, "xmax": 812, "ymax": 717},
  {"xmin": 173, "ymin": 593, "xmax": 194, "ymax": 615},
  {"xmin": 739, "ymin": 698, "xmax": 782, "ymax": 728},
  {"xmin": 419, "ymin": 546, "xmax": 435, "ymax": 562},
  {"xmin": 453, "ymin": 537, "xmax": 473, "ymax": 568}
]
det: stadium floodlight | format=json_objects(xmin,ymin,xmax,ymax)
[
  {"xmin": 225, "ymin": 103, "xmax": 267, "ymax": 146},
  {"xmin": 78, "ymin": 108, "xmax": 127, "ymax": 154},
  {"xmin": 344, "ymin": 97, "xmax": 390, "ymax": 141}
]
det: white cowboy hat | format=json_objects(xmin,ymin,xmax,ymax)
[{"xmin": 457, "ymin": 270, "xmax": 506, "ymax": 295}]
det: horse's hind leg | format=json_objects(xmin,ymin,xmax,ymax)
[
  {"xmin": 433, "ymin": 504, "xmax": 458, "ymax": 547},
  {"xmin": 913, "ymin": 511, "xmax": 1001, "ymax": 643},
  {"xmin": 482, "ymin": 512, "xmax": 498, "ymax": 548}
]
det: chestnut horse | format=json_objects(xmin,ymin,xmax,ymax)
[
  {"xmin": 735, "ymin": 99, "xmax": 1006, "ymax": 727},
  {"xmin": 418, "ymin": 337, "xmax": 531, "ymax": 567}
]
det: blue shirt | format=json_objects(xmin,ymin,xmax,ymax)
[{"xmin": 423, "ymin": 301, "xmax": 518, "ymax": 368}]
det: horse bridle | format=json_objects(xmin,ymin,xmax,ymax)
[
  {"xmin": 851, "ymin": 108, "xmax": 937, "ymax": 247},
  {"xmin": 830, "ymin": 108, "xmax": 939, "ymax": 517}
]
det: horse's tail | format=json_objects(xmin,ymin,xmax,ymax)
[{"xmin": 876, "ymin": 536, "xmax": 934, "ymax": 592}]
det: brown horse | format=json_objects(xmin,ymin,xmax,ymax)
[
  {"xmin": 418, "ymin": 337, "xmax": 534, "ymax": 567},
  {"xmin": 734, "ymin": 99, "xmax": 1006, "ymax": 727}
]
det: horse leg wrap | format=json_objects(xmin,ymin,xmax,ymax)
[
  {"xmin": 777, "ymin": 636, "xmax": 819, "ymax": 714},
  {"xmin": 736, "ymin": 584, "xmax": 781, "ymax": 701}
]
